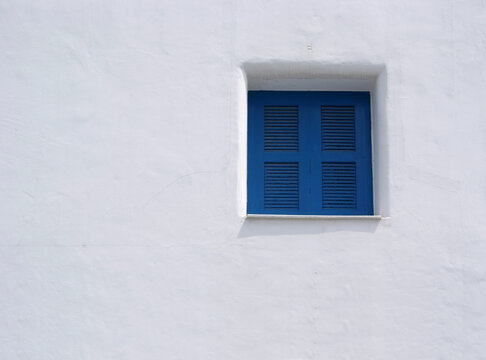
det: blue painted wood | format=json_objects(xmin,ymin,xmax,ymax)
[{"xmin": 248, "ymin": 91, "xmax": 373, "ymax": 215}]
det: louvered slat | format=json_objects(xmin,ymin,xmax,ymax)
[
  {"xmin": 264, "ymin": 106, "xmax": 299, "ymax": 151},
  {"xmin": 322, "ymin": 162, "xmax": 357, "ymax": 209},
  {"xmin": 321, "ymin": 106, "xmax": 356, "ymax": 151},
  {"xmin": 264, "ymin": 162, "xmax": 299, "ymax": 209}
]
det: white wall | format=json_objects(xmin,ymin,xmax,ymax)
[{"xmin": 1, "ymin": 1, "xmax": 486, "ymax": 359}]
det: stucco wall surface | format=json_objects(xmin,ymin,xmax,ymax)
[{"xmin": 1, "ymin": 0, "xmax": 486, "ymax": 359}]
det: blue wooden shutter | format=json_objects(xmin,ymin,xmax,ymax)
[
  {"xmin": 248, "ymin": 91, "xmax": 373, "ymax": 215},
  {"xmin": 313, "ymin": 92, "xmax": 373, "ymax": 215},
  {"xmin": 247, "ymin": 92, "xmax": 308, "ymax": 214}
]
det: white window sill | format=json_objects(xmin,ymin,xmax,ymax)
[{"xmin": 246, "ymin": 214, "xmax": 385, "ymax": 220}]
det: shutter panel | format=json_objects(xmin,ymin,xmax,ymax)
[
  {"xmin": 317, "ymin": 93, "xmax": 373, "ymax": 215},
  {"xmin": 320, "ymin": 106, "xmax": 357, "ymax": 210},
  {"xmin": 322, "ymin": 162, "xmax": 357, "ymax": 209},
  {"xmin": 247, "ymin": 92, "xmax": 306, "ymax": 214},
  {"xmin": 264, "ymin": 162, "xmax": 299, "ymax": 209},
  {"xmin": 321, "ymin": 106, "xmax": 356, "ymax": 151},
  {"xmin": 264, "ymin": 106, "xmax": 299, "ymax": 151},
  {"xmin": 262, "ymin": 104, "xmax": 301, "ymax": 212}
]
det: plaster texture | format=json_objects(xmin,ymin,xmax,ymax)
[{"xmin": 1, "ymin": 0, "xmax": 486, "ymax": 359}]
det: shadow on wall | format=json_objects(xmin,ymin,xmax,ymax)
[{"xmin": 238, "ymin": 218, "xmax": 380, "ymax": 238}]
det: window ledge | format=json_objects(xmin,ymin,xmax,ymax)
[{"xmin": 246, "ymin": 214, "xmax": 385, "ymax": 220}]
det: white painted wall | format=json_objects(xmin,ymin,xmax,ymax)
[{"xmin": 1, "ymin": 1, "xmax": 486, "ymax": 359}]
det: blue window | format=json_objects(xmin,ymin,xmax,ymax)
[{"xmin": 248, "ymin": 91, "xmax": 373, "ymax": 215}]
